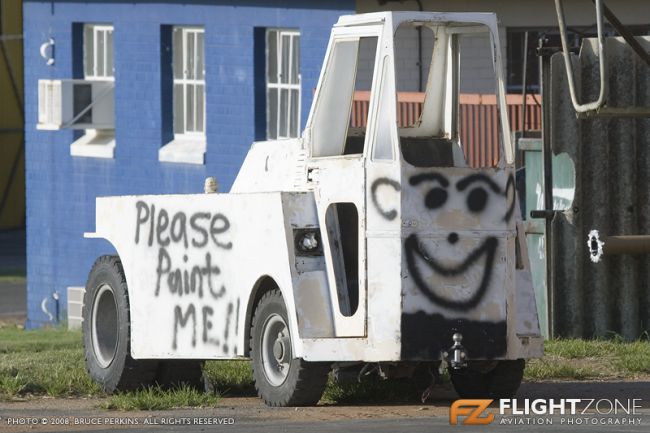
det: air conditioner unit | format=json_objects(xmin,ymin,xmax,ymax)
[{"xmin": 38, "ymin": 79, "xmax": 114, "ymax": 130}]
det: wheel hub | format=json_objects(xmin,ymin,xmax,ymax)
[
  {"xmin": 91, "ymin": 284, "xmax": 119, "ymax": 368},
  {"xmin": 273, "ymin": 337, "xmax": 284, "ymax": 361},
  {"xmin": 261, "ymin": 314, "xmax": 291, "ymax": 386}
]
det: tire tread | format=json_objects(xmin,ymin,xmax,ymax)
[
  {"xmin": 83, "ymin": 255, "xmax": 157, "ymax": 393},
  {"xmin": 250, "ymin": 289, "xmax": 329, "ymax": 406}
]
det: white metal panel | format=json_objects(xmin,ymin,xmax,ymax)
[
  {"xmin": 231, "ymin": 139, "xmax": 304, "ymax": 193},
  {"xmin": 89, "ymin": 193, "xmax": 298, "ymax": 359}
]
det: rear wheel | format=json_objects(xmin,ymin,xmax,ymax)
[
  {"xmin": 250, "ymin": 289, "xmax": 330, "ymax": 406},
  {"xmin": 82, "ymin": 255, "xmax": 158, "ymax": 392},
  {"xmin": 449, "ymin": 359, "xmax": 525, "ymax": 399}
]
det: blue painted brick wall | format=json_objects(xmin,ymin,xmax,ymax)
[{"xmin": 23, "ymin": 0, "xmax": 354, "ymax": 328}]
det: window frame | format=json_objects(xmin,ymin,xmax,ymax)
[
  {"xmin": 306, "ymin": 25, "xmax": 382, "ymax": 160},
  {"xmin": 173, "ymin": 26, "xmax": 206, "ymax": 139},
  {"xmin": 265, "ymin": 28, "xmax": 301, "ymax": 140},
  {"xmin": 84, "ymin": 24, "xmax": 115, "ymax": 81},
  {"xmin": 70, "ymin": 23, "xmax": 116, "ymax": 159}
]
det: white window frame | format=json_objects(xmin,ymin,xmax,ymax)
[
  {"xmin": 84, "ymin": 24, "xmax": 114, "ymax": 81},
  {"xmin": 174, "ymin": 26, "xmax": 205, "ymax": 139},
  {"xmin": 71, "ymin": 23, "xmax": 115, "ymax": 159},
  {"xmin": 266, "ymin": 29, "xmax": 301, "ymax": 140},
  {"xmin": 160, "ymin": 26, "xmax": 207, "ymax": 165}
]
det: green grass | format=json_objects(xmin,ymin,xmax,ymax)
[
  {"xmin": 0, "ymin": 274, "xmax": 26, "ymax": 283},
  {"xmin": 0, "ymin": 327, "xmax": 101, "ymax": 398},
  {"xmin": 0, "ymin": 326, "xmax": 83, "ymax": 354},
  {"xmin": 1, "ymin": 327, "xmax": 650, "ymax": 408},
  {"xmin": 543, "ymin": 339, "xmax": 620, "ymax": 359},
  {"xmin": 612, "ymin": 341, "xmax": 650, "ymax": 373},
  {"xmin": 524, "ymin": 358, "xmax": 602, "ymax": 380},
  {"xmin": 321, "ymin": 378, "xmax": 424, "ymax": 404},
  {"xmin": 524, "ymin": 338, "xmax": 650, "ymax": 380},
  {"xmin": 102, "ymin": 385, "xmax": 220, "ymax": 410},
  {"xmin": 203, "ymin": 360, "xmax": 254, "ymax": 396}
]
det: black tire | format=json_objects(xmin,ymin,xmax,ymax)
[
  {"xmin": 82, "ymin": 255, "xmax": 158, "ymax": 392},
  {"xmin": 449, "ymin": 359, "xmax": 525, "ymax": 399},
  {"xmin": 154, "ymin": 360, "xmax": 207, "ymax": 391},
  {"xmin": 250, "ymin": 289, "xmax": 330, "ymax": 406}
]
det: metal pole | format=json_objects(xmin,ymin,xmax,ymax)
[
  {"xmin": 521, "ymin": 31, "xmax": 529, "ymax": 134},
  {"xmin": 591, "ymin": 0, "xmax": 650, "ymax": 69},
  {"xmin": 554, "ymin": 0, "xmax": 608, "ymax": 113},
  {"xmin": 588, "ymin": 230, "xmax": 650, "ymax": 263},
  {"xmin": 540, "ymin": 37, "xmax": 555, "ymax": 338}
]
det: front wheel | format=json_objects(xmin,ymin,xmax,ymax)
[
  {"xmin": 449, "ymin": 359, "xmax": 525, "ymax": 399},
  {"xmin": 250, "ymin": 289, "xmax": 330, "ymax": 406}
]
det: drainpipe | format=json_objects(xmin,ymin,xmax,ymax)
[
  {"xmin": 415, "ymin": 0, "xmax": 424, "ymax": 92},
  {"xmin": 521, "ymin": 31, "xmax": 529, "ymax": 135}
]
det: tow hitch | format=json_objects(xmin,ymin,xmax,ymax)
[{"xmin": 445, "ymin": 333, "xmax": 468, "ymax": 369}]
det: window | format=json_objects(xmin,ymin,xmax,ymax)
[
  {"xmin": 173, "ymin": 27, "xmax": 205, "ymax": 136},
  {"xmin": 266, "ymin": 29, "xmax": 300, "ymax": 140},
  {"xmin": 70, "ymin": 23, "xmax": 115, "ymax": 159},
  {"xmin": 84, "ymin": 24, "xmax": 114, "ymax": 80},
  {"xmin": 310, "ymin": 36, "xmax": 378, "ymax": 158},
  {"xmin": 160, "ymin": 26, "xmax": 206, "ymax": 164}
]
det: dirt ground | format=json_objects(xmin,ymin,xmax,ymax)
[{"xmin": 1, "ymin": 380, "xmax": 649, "ymax": 432}]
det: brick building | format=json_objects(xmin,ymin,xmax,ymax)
[{"xmin": 23, "ymin": 0, "xmax": 354, "ymax": 327}]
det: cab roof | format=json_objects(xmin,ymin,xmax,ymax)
[{"xmin": 334, "ymin": 11, "xmax": 498, "ymax": 31}]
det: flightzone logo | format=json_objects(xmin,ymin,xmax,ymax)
[
  {"xmin": 450, "ymin": 400, "xmax": 494, "ymax": 425},
  {"xmin": 450, "ymin": 399, "xmax": 644, "ymax": 426}
]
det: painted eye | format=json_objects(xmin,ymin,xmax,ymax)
[
  {"xmin": 425, "ymin": 187, "xmax": 447, "ymax": 209},
  {"xmin": 467, "ymin": 187, "xmax": 488, "ymax": 212}
]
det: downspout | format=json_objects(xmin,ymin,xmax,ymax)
[{"xmin": 415, "ymin": 0, "xmax": 424, "ymax": 92}]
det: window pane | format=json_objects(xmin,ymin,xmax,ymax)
[
  {"xmin": 267, "ymin": 30, "xmax": 278, "ymax": 84},
  {"xmin": 280, "ymin": 34, "xmax": 290, "ymax": 84},
  {"xmin": 373, "ymin": 59, "xmax": 394, "ymax": 160},
  {"xmin": 106, "ymin": 30, "xmax": 114, "ymax": 77},
  {"xmin": 197, "ymin": 84, "xmax": 205, "ymax": 133},
  {"xmin": 291, "ymin": 34, "xmax": 300, "ymax": 85},
  {"xmin": 97, "ymin": 30, "xmax": 105, "ymax": 77},
  {"xmin": 186, "ymin": 84, "xmax": 195, "ymax": 132},
  {"xmin": 290, "ymin": 89, "xmax": 299, "ymax": 137},
  {"xmin": 174, "ymin": 83, "xmax": 184, "ymax": 134},
  {"xmin": 311, "ymin": 39, "xmax": 360, "ymax": 157},
  {"xmin": 173, "ymin": 28, "xmax": 183, "ymax": 79},
  {"xmin": 197, "ymin": 31, "xmax": 204, "ymax": 80},
  {"xmin": 84, "ymin": 25, "xmax": 94, "ymax": 77},
  {"xmin": 268, "ymin": 88, "xmax": 278, "ymax": 139},
  {"xmin": 279, "ymin": 88, "xmax": 289, "ymax": 137},
  {"xmin": 186, "ymin": 31, "xmax": 195, "ymax": 80}
]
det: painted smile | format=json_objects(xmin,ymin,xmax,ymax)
[{"xmin": 404, "ymin": 234, "xmax": 498, "ymax": 311}]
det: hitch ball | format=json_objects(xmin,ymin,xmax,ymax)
[{"xmin": 447, "ymin": 332, "xmax": 468, "ymax": 369}]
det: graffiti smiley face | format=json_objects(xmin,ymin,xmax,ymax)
[{"xmin": 404, "ymin": 172, "xmax": 514, "ymax": 311}]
